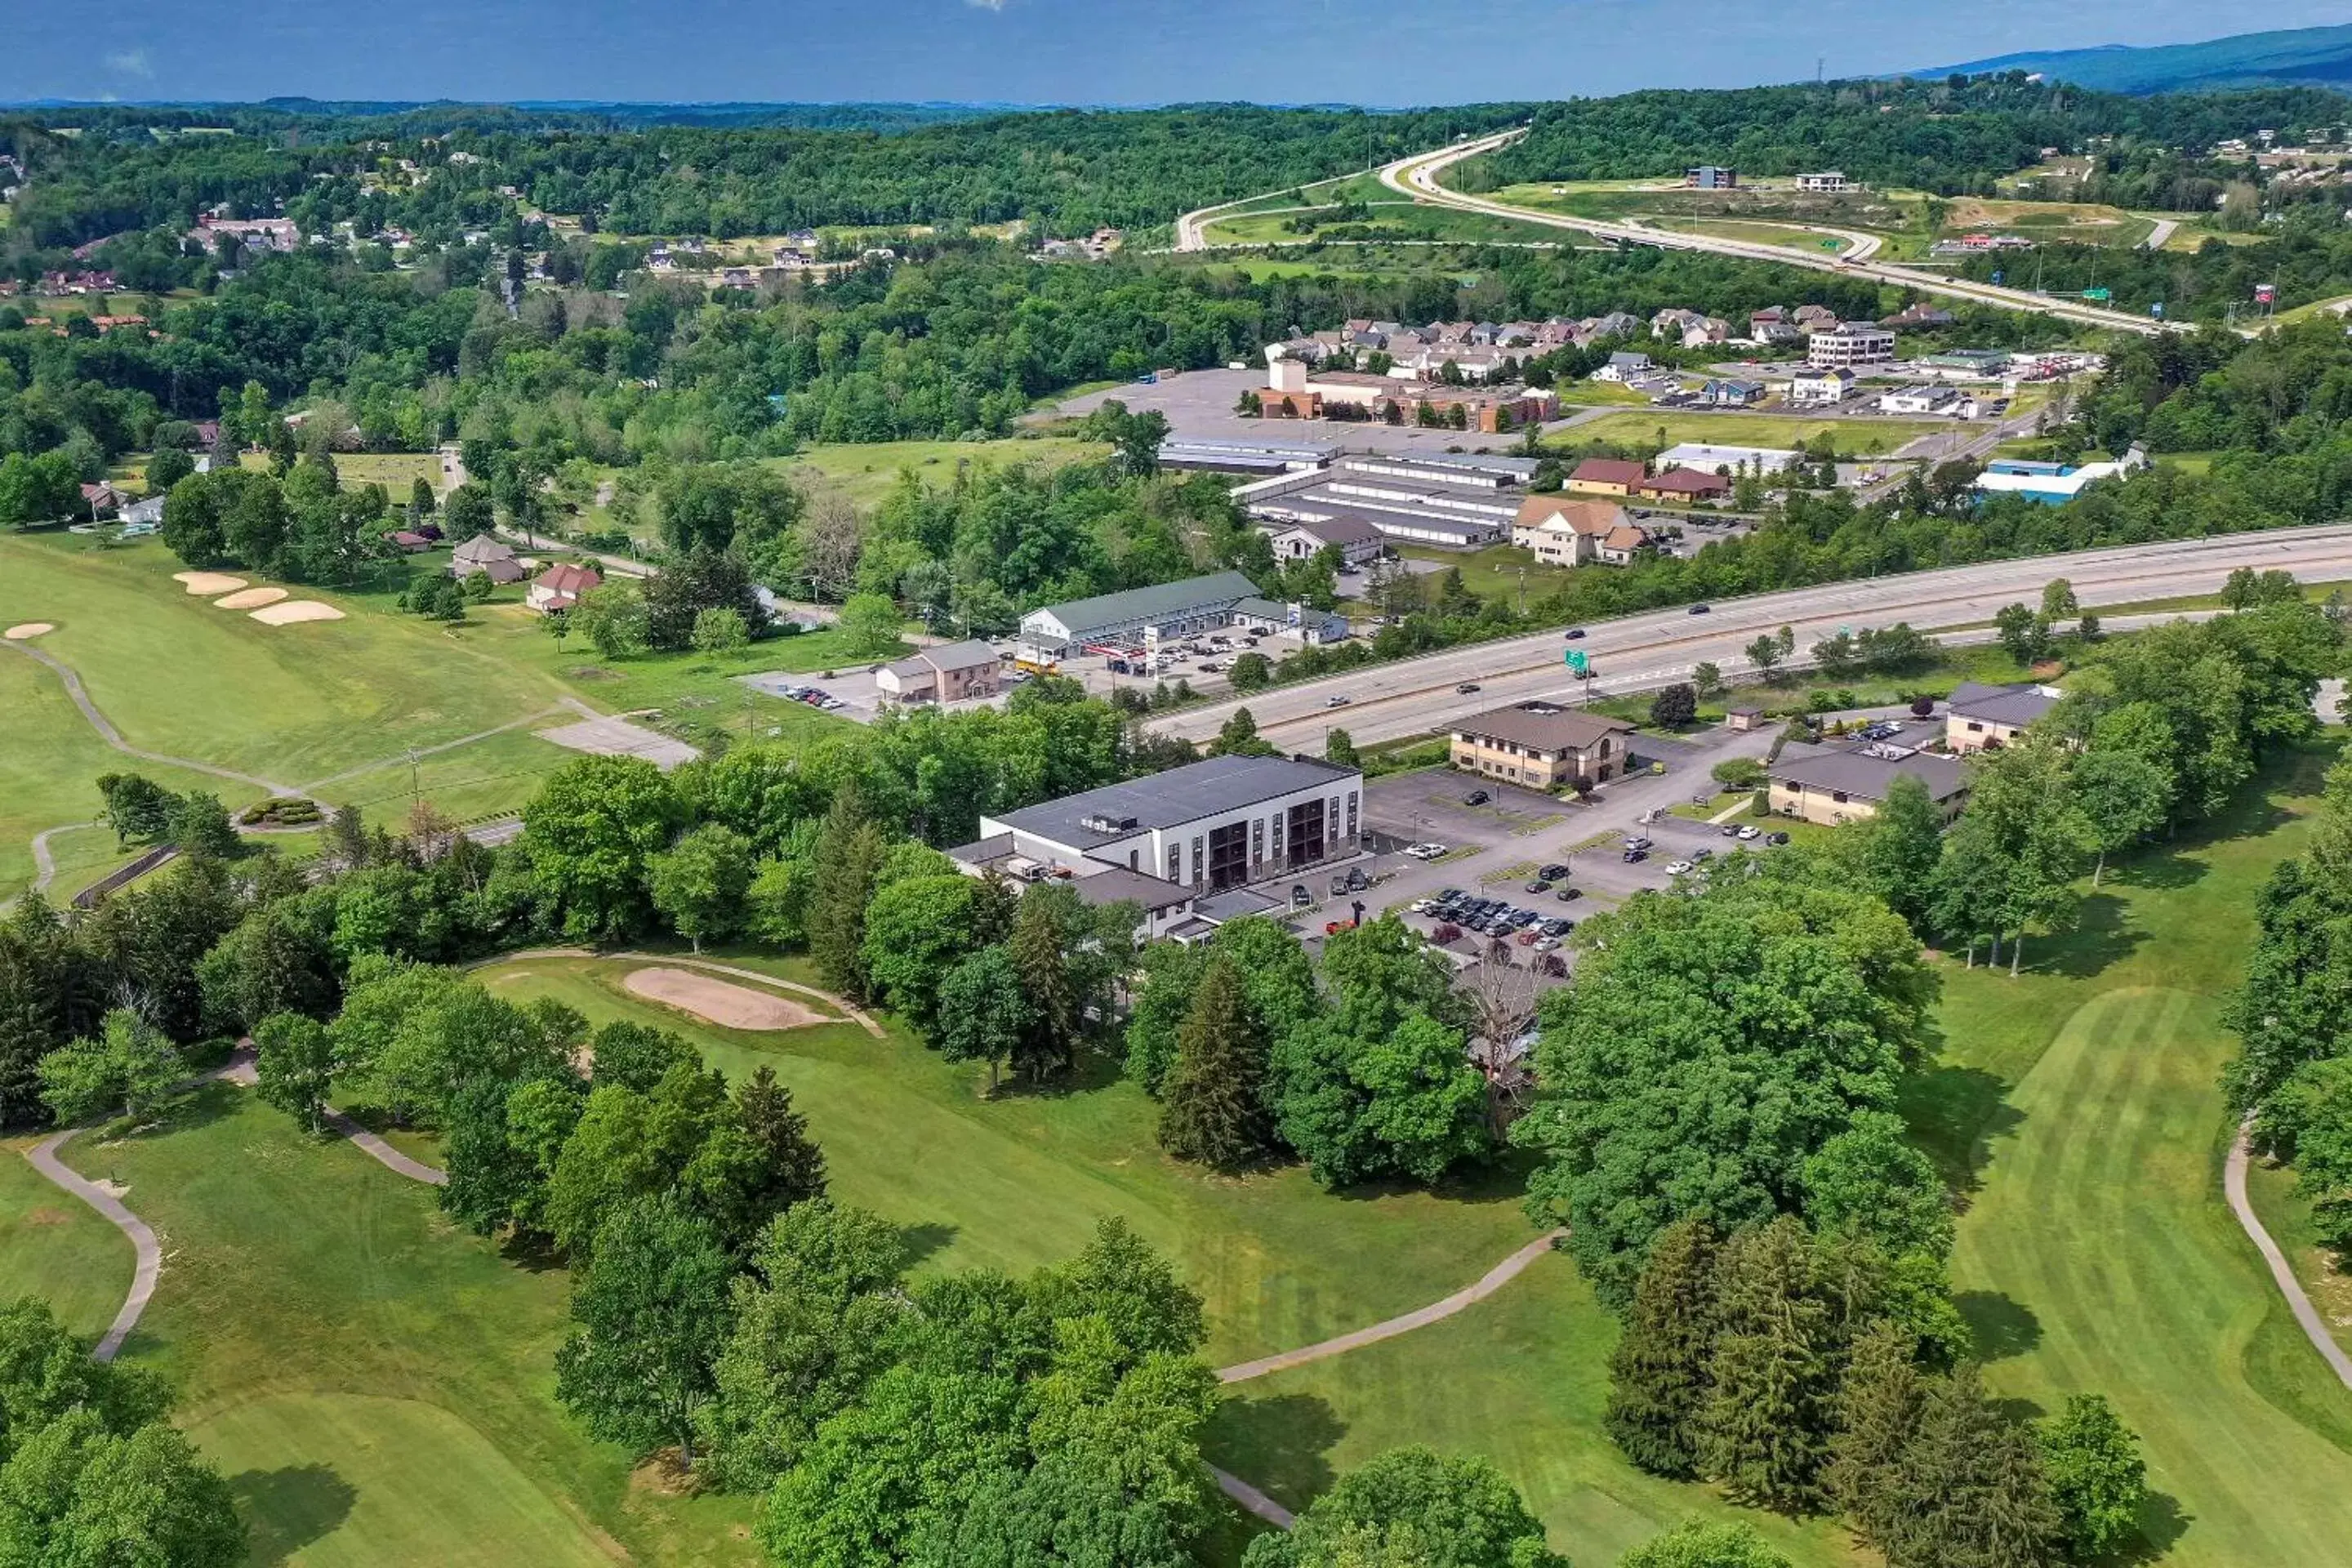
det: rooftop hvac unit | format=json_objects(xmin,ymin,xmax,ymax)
[{"xmin": 1080, "ymin": 813, "xmax": 1139, "ymax": 835}]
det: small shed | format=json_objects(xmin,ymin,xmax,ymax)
[{"xmin": 1726, "ymin": 705, "xmax": 1766, "ymax": 733}]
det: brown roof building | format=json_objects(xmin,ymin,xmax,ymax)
[
  {"xmin": 1450, "ymin": 701, "xmax": 1637, "ymax": 788},
  {"xmin": 526, "ymin": 562, "xmax": 603, "ymax": 612},
  {"xmin": 1638, "ymin": 467, "xmax": 1733, "ymax": 501},
  {"xmin": 1565, "ymin": 457, "xmax": 1648, "ymax": 497}
]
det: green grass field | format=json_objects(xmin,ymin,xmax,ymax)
[
  {"xmin": 0, "ymin": 534, "xmax": 862, "ymax": 887},
  {"xmin": 771, "ymin": 435, "xmax": 1106, "ymax": 507},
  {"xmin": 1569, "ymin": 412, "xmax": 1944, "ymax": 456},
  {"xmin": 1921, "ymin": 742, "xmax": 2352, "ymax": 1565},
  {"xmin": 0, "ymin": 1136, "xmax": 133, "ymax": 1339}
]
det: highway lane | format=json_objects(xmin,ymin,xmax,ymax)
[
  {"xmin": 1378, "ymin": 133, "xmax": 2176, "ymax": 340},
  {"xmin": 1151, "ymin": 524, "xmax": 2352, "ymax": 750}
]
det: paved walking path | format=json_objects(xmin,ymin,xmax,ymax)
[
  {"xmin": 497, "ymin": 947, "xmax": 887, "ymax": 1037},
  {"xmin": 2225, "ymin": 1120, "xmax": 2352, "ymax": 1392},
  {"xmin": 1, "ymin": 639, "xmax": 296, "ymax": 795},
  {"xmin": 1209, "ymin": 1468, "xmax": 1296, "ymax": 1529},
  {"xmin": 1214, "ymin": 1230, "xmax": 1566, "ymax": 1385}
]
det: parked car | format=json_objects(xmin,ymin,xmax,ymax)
[
  {"xmin": 1766, "ymin": 831, "xmax": 1791, "ymax": 845},
  {"xmin": 1722, "ymin": 823, "xmax": 1741, "ymax": 836},
  {"xmin": 1666, "ymin": 859, "xmax": 1695, "ymax": 875},
  {"xmin": 1290, "ymin": 884, "xmax": 1312, "ymax": 908},
  {"xmin": 1623, "ymin": 848, "xmax": 1647, "ymax": 863},
  {"xmin": 1538, "ymin": 862, "xmax": 1571, "ymax": 880},
  {"xmin": 1324, "ymin": 920, "xmax": 1356, "ymax": 936},
  {"xmin": 1553, "ymin": 886, "xmax": 1583, "ymax": 902},
  {"xmin": 1736, "ymin": 825, "xmax": 1761, "ymax": 840},
  {"xmin": 1692, "ymin": 848, "xmax": 1715, "ymax": 862},
  {"xmin": 1516, "ymin": 929, "xmax": 1541, "ymax": 946},
  {"xmin": 1463, "ymin": 790, "xmax": 1490, "ymax": 806},
  {"xmin": 1525, "ymin": 878, "xmax": 1552, "ymax": 893}
]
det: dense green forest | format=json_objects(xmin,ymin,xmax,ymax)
[{"xmin": 1467, "ymin": 74, "xmax": 2349, "ymax": 193}]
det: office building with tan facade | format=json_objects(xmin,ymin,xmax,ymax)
[{"xmin": 1450, "ymin": 702, "xmax": 1636, "ymax": 788}]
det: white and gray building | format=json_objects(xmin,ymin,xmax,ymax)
[
  {"xmin": 1017, "ymin": 572, "xmax": 1264, "ymax": 663},
  {"xmin": 950, "ymin": 755, "xmax": 1365, "ymax": 938}
]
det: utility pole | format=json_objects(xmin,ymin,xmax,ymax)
[{"xmin": 408, "ymin": 748, "xmax": 421, "ymax": 809}]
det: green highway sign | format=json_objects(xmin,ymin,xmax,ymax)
[{"xmin": 1564, "ymin": 649, "xmax": 1589, "ymax": 675}]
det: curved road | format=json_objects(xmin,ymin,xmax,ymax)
[
  {"xmin": 1380, "ymin": 131, "xmax": 2173, "ymax": 339},
  {"xmin": 1154, "ymin": 523, "xmax": 2352, "ymax": 751}
]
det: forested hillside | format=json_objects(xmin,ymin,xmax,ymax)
[{"xmin": 1467, "ymin": 75, "xmax": 2348, "ymax": 193}]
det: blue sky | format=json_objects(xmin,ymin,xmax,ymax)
[{"xmin": 7, "ymin": 2, "xmax": 2343, "ymax": 107}]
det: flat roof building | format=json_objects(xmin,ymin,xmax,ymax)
[
  {"xmin": 951, "ymin": 755, "xmax": 1365, "ymax": 933},
  {"xmin": 1807, "ymin": 323, "xmax": 1897, "ymax": 369},
  {"xmin": 1656, "ymin": 443, "xmax": 1803, "ymax": 474}
]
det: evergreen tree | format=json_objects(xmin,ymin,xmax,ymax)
[
  {"xmin": 735, "ymin": 1067, "xmax": 829, "ymax": 1210},
  {"xmin": 1886, "ymin": 1364, "xmax": 2059, "ymax": 1568},
  {"xmin": 1697, "ymin": 1217, "xmax": 1831, "ymax": 1512},
  {"xmin": 1156, "ymin": 956, "xmax": 1275, "ymax": 1169},
  {"xmin": 1824, "ymin": 1321, "xmax": 1920, "ymax": 1547},
  {"xmin": 1009, "ymin": 893, "xmax": 1080, "ymax": 1082},
  {"xmin": 1605, "ymin": 1215, "xmax": 1720, "ymax": 1478},
  {"xmin": 807, "ymin": 780, "xmax": 886, "ymax": 1000}
]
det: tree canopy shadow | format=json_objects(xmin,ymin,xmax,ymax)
[
  {"xmin": 2033, "ymin": 892, "xmax": 2145, "ymax": 979},
  {"xmin": 1898, "ymin": 1065, "xmax": 2025, "ymax": 1195},
  {"xmin": 898, "ymin": 1221, "xmax": 959, "ymax": 1267},
  {"xmin": 2121, "ymin": 1488, "xmax": 2191, "ymax": 1564},
  {"xmin": 1956, "ymin": 1290, "xmax": 2042, "ymax": 1362},
  {"xmin": 229, "ymin": 1464, "xmax": 358, "ymax": 1566},
  {"xmin": 1203, "ymin": 1391, "xmax": 1343, "ymax": 1511}
]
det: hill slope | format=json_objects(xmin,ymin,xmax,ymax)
[{"xmin": 1929, "ymin": 24, "xmax": 2352, "ymax": 95}]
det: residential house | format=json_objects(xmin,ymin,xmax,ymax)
[
  {"xmin": 120, "ymin": 495, "xmax": 165, "ymax": 527},
  {"xmin": 1450, "ymin": 702, "xmax": 1637, "ymax": 787},
  {"xmin": 1882, "ymin": 302, "xmax": 1957, "ymax": 331},
  {"xmin": 1565, "ymin": 457, "xmax": 1648, "ymax": 497},
  {"xmin": 876, "ymin": 639, "xmax": 1004, "ymax": 706},
  {"xmin": 1748, "ymin": 306, "xmax": 1802, "ymax": 345},
  {"xmin": 77, "ymin": 483, "xmax": 122, "ymax": 518},
  {"xmin": 1788, "ymin": 367, "xmax": 1855, "ymax": 406},
  {"xmin": 1592, "ymin": 350, "xmax": 1654, "ymax": 383},
  {"xmin": 526, "ymin": 562, "xmax": 602, "ymax": 612},
  {"xmin": 1944, "ymin": 682, "xmax": 2062, "ymax": 752},
  {"xmin": 1768, "ymin": 741, "xmax": 1970, "ymax": 826},
  {"xmin": 449, "ymin": 534, "xmax": 527, "ymax": 585},
  {"xmin": 1793, "ymin": 303, "xmax": 1841, "ymax": 331},
  {"xmin": 381, "ymin": 529, "xmax": 433, "ymax": 553},
  {"xmin": 1588, "ymin": 311, "xmax": 1645, "ymax": 341},
  {"xmin": 1700, "ymin": 378, "xmax": 1767, "ymax": 407}
]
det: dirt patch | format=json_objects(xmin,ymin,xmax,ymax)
[
  {"xmin": 248, "ymin": 600, "xmax": 347, "ymax": 626},
  {"xmin": 173, "ymin": 571, "xmax": 247, "ymax": 595},
  {"xmin": 23, "ymin": 1206, "xmax": 71, "ymax": 1227},
  {"xmin": 214, "ymin": 586, "xmax": 288, "ymax": 610},
  {"xmin": 623, "ymin": 967, "xmax": 826, "ymax": 1031},
  {"xmin": 2, "ymin": 622, "xmax": 54, "ymax": 639}
]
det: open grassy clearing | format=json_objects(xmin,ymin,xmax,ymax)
[
  {"xmin": 0, "ymin": 1136, "xmax": 132, "ymax": 1339},
  {"xmin": 1568, "ymin": 411, "xmax": 1945, "ymax": 453},
  {"xmin": 0, "ymin": 635, "xmax": 255, "ymax": 902},
  {"xmin": 1918, "ymin": 742, "xmax": 2352, "ymax": 1566},
  {"xmin": 1642, "ymin": 216, "xmax": 1858, "ymax": 254},
  {"xmin": 0, "ymin": 534, "xmax": 863, "ymax": 853},
  {"xmin": 1944, "ymin": 197, "xmax": 2158, "ymax": 248},
  {"xmin": 52, "ymin": 1085, "xmax": 757, "ymax": 1567},
  {"xmin": 770, "ymin": 434, "xmax": 1106, "ymax": 507},
  {"xmin": 1207, "ymin": 202, "xmax": 1573, "ymax": 249}
]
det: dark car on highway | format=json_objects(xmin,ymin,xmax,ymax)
[
  {"xmin": 1563, "ymin": 627, "xmax": 1587, "ymax": 639},
  {"xmin": 1687, "ymin": 603, "xmax": 1711, "ymax": 614}
]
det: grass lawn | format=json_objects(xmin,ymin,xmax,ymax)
[
  {"xmin": 49, "ymin": 1086, "xmax": 757, "ymax": 1568},
  {"xmin": 0, "ymin": 639, "xmax": 244, "ymax": 901},
  {"xmin": 1396, "ymin": 543, "xmax": 1566, "ymax": 605},
  {"xmin": 0, "ymin": 1137, "xmax": 133, "ymax": 1339},
  {"xmin": 1917, "ymin": 741, "xmax": 2352, "ymax": 1566},
  {"xmin": 771, "ymin": 435, "xmax": 1105, "ymax": 508},
  {"xmin": 1569, "ymin": 412, "xmax": 1944, "ymax": 456}
]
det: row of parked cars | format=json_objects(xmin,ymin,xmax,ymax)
[
  {"xmin": 1409, "ymin": 889, "xmax": 1577, "ymax": 951},
  {"xmin": 767, "ymin": 682, "xmax": 850, "ymax": 712}
]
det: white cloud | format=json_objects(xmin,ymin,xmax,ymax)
[
  {"xmin": 964, "ymin": 0, "xmax": 1009, "ymax": 10},
  {"xmin": 105, "ymin": 50, "xmax": 152, "ymax": 78}
]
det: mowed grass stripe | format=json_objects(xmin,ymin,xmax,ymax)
[{"xmin": 1954, "ymin": 984, "xmax": 2352, "ymax": 1565}]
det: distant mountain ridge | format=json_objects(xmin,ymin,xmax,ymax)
[{"xmin": 1927, "ymin": 24, "xmax": 2352, "ymax": 95}]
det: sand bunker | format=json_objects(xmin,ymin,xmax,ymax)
[
  {"xmin": 622, "ymin": 967, "xmax": 827, "ymax": 1031},
  {"xmin": 3, "ymin": 622, "xmax": 54, "ymax": 640},
  {"xmin": 215, "ymin": 586, "xmax": 287, "ymax": 610},
  {"xmin": 248, "ymin": 600, "xmax": 346, "ymax": 626},
  {"xmin": 174, "ymin": 572, "xmax": 247, "ymax": 595}
]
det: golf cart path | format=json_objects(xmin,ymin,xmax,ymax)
[
  {"xmin": 24, "ymin": 1053, "xmax": 258, "ymax": 1360},
  {"xmin": 2225, "ymin": 1119, "xmax": 2352, "ymax": 1391},
  {"xmin": 1, "ymin": 639, "xmax": 295, "ymax": 796},
  {"xmin": 1214, "ymin": 1228, "xmax": 1566, "ymax": 1384},
  {"xmin": 497, "ymin": 947, "xmax": 887, "ymax": 1036},
  {"xmin": 28, "ymin": 1034, "xmax": 1561, "ymax": 1533}
]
